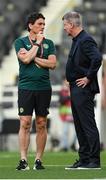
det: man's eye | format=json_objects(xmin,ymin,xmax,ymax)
[{"xmin": 39, "ymin": 23, "xmax": 45, "ymax": 25}]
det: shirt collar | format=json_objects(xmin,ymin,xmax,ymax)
[{"xmin": 72, "ymin": 30, "xmax": 85, "ymax": 41}]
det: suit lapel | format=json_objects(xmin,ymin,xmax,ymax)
[
  {"xmin": 71, "ymin": 40, "xmax": 79, "ymax": 57},
  {"xmin": 70, "ymin": 30, "xmax": 86, "ymax": 58}
]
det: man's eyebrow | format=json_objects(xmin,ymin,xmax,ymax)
[{"xmin": 38, "ymin": 22, "xmax": 45, "ymax": 25}]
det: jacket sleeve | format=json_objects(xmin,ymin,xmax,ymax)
[{"xmin": 81, "ymin": 38, "xmax": 102, "ymax": 80}]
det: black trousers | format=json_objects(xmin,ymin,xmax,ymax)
[{"xmin": 70, "ymin": 84, "xmax": 100, "ymax": 164}]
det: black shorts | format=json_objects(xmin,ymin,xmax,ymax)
[{"xmin": 18, "ymin": 89, "xmax": 52, "ymax": 116}]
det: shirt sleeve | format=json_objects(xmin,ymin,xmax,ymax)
[
  {"xmin": 14, "ymin": 38, "xmax": 24, "ymax": 54},
  {"xmin": 48, "ymin": 40, "xmax": 56, "ymax": 55},
  {"xmin": 81, "ymin": 38, "xmax": 102, "ymax": 80}
]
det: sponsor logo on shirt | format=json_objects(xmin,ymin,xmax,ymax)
[{"xmin": 26, "ymin": 44, "xmax": 31, "ymax": 48}]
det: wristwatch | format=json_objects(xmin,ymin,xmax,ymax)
[{"xmin": 33, "ymin": 43, "xmax": 40, "ymax": 47}]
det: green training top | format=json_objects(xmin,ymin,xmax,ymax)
[{"xmin": 14, "ymin": 36, "xmax": 56, "ymax": 90}]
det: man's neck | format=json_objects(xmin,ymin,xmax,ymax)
[{"xmin": 72, "ymin": 27, "xmax": 83, "ymax": 38}]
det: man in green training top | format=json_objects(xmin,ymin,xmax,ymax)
[{"xmin": 14, "ymin": 12, "xmax": 56, "ymax": 170}]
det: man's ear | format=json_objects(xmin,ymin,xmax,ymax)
[
  {"xmin": 70, "ymin": 22, "xmax": 74, "ymax": 29},
  {"xmin": 29, "ymin": 23, "xmax": 33, "ymax": 30}
]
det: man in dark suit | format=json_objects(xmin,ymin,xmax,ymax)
[{"xmin": 62, "ymin": 11, "xmax": 102, "ymax": 169}]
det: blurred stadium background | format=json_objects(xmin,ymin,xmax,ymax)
[{"xmin": 0, "ymin": 0, "xmax": 106, "ymax": 152}]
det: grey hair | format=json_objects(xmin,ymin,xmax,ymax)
[{"xmin": 62, "ymin": 11, "xmax": 82, "ymax": 27}]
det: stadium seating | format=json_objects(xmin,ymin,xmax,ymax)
[
  {"xmin": 45, "ymin": 0, "xmax": 106, "ymax": 87},
  {"xmin": 57, "ymin": 0, "xmax": 106, "ymax": 77},
  {"xmin": 0, "ymin": 0, "xmax": 48, "ymax": 66},
  {"xmin": 0, "ymin": 119, "xmax": 20, "ymax": 150}
]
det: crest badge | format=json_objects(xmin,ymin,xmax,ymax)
[
  {"xmin": 19, "ymin": 107, "xmax": 24, "ymax": 113},
  {"xmin": 43, "ymin": 44, "xmax": 49, "ymax": 49}
]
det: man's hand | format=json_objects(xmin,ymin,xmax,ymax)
[
  {"xmin": 34, "ymin": 55, "xmax": 56, "ymax": 69},
  {"xmin": 36, "ymin": 31, "xmax": 45, "ymax": 44},
  {"xmin": 76, "ymin": 77, "xmax": 90, "ymax": 88},
  {"xmin": 34, "ymin": 57, "xmax": 41, "ymax": 68}
]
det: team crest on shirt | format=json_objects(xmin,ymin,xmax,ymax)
[
  {"xmin": 19, "ymin": 107, "xmax": 24, "ymax": 113},
  {"xmin": 43, "ymin": 44, "xmax": 49, "ymax": 49}
]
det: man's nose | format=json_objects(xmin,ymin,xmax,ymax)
[{"xmin": 64, "ymin": 27, "xmax": 66, "ymax": 31}]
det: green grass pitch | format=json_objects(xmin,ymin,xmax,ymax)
[{"xmin": 0, "ymin": 151, "xmax": 106, "ymax": 179}]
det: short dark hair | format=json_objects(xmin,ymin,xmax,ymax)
[{"xmin": 26, "ymin": 12, "xmax": 45, "ymax": 31}]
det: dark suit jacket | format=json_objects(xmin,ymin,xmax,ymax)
[{"xmin": 66, "ymin": 30, "xmax": 102, "ymax": 94}]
